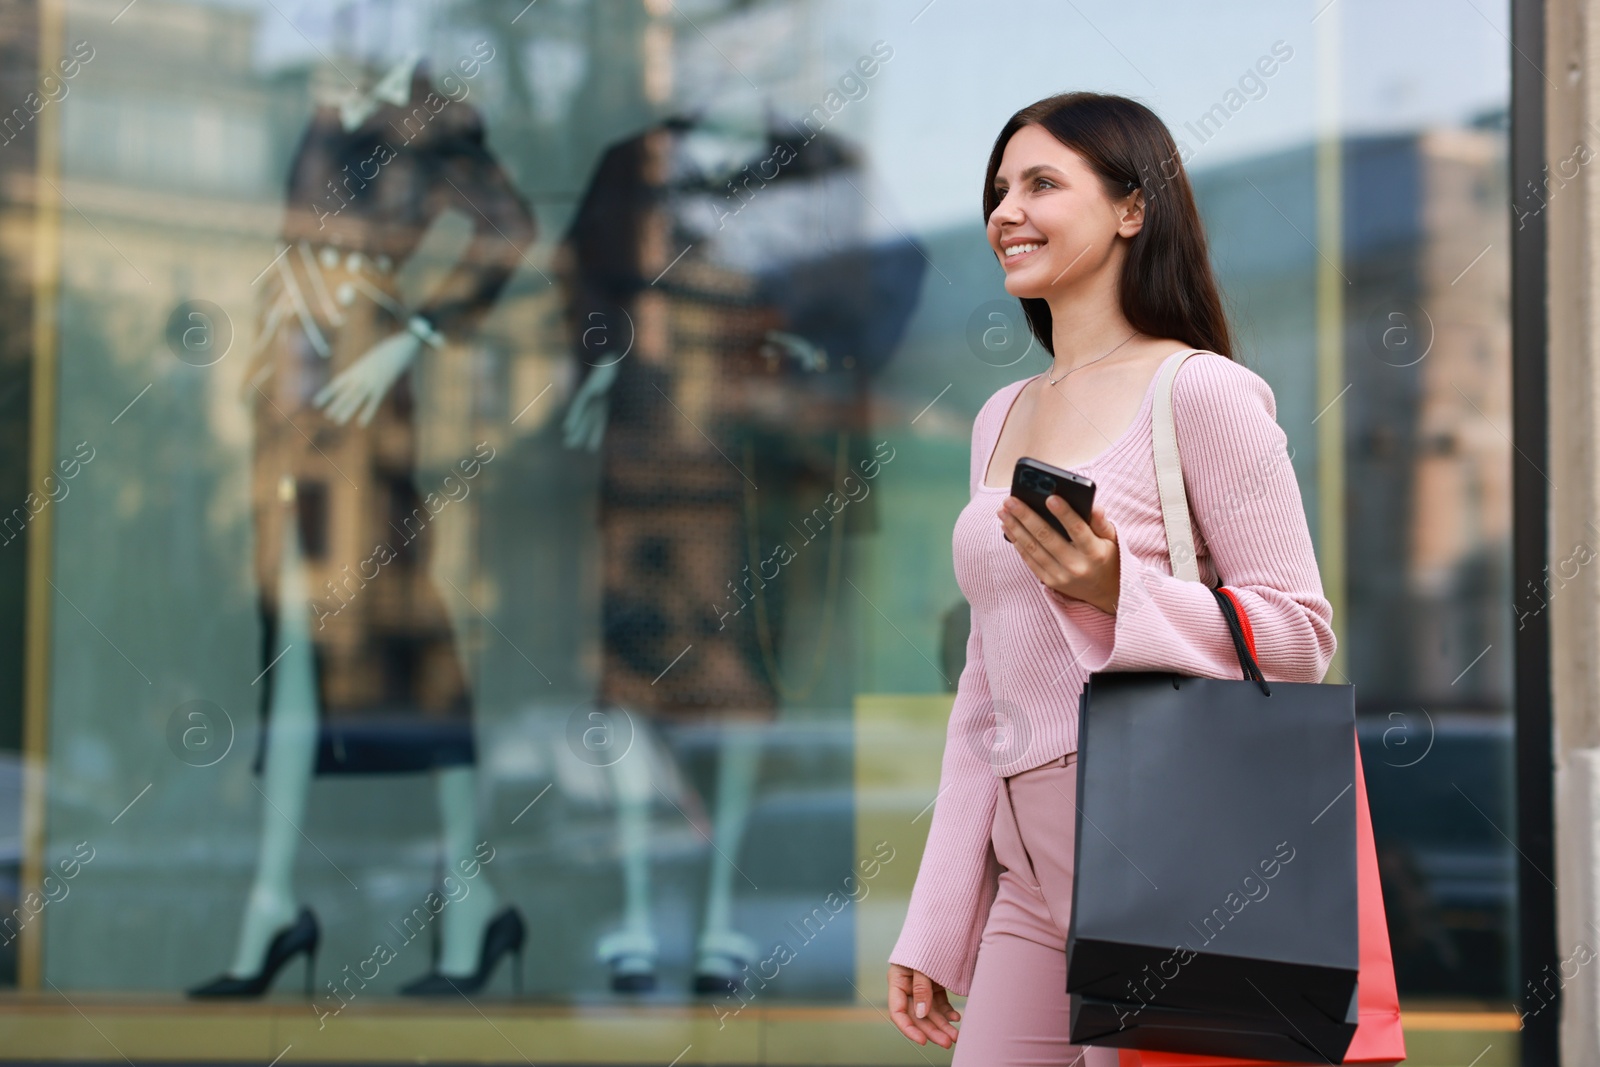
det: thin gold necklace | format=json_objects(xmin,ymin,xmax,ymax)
[{"xmin": 1045, "ymin": 329, "xmax": 1138, "ymax": 386}]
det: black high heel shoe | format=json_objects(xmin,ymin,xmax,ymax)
[
  {"xmin": 400, "ymin": 906, "xmax": 525, "ymax": 996},
  {"xmin": 188, "ymin": 908, "xmax": 319, "ymax": 998}
]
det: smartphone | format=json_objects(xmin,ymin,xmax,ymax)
[{"xmin": 1010, "ymin": 457, "xmax": 1096, "ymax": 542}]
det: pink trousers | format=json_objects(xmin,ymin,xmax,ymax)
[{"xmin": 952, "ymin": 752, "xmax": 1122, "ymax": 1067}]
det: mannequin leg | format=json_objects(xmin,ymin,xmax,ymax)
[
  {"xmin": 617, "ymin": 743, "xmax": 654, "ymax": 936},
  {"xmin": 694, "ymin": 723, "xmax": 761, "ymax": 953},
  {"xmin": 434, "ymin": 765, "xmax": 500, "ymax": 975},
  {"xmin": 596, "ymin": 722, "xmax": 659, "ymax": 987},
  {"xmin": 228, "ymin": 512, "xmax": 318, "ymax": 977}
]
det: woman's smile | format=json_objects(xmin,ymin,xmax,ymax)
[{"xmin": 1000, "ymin": 238, "xmax": 1047, "ymax": 268}]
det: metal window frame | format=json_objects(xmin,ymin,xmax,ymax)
[{"xmin": 1511, "ymin": 0, "xmax": 1558, "ymax": 1065}]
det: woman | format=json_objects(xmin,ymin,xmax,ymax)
[{"xmin": 884, "ymin": 92, "xmax": 1336, "ymax": 1064}]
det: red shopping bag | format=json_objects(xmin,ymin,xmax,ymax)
[{"xmin": 1118, "ymin": 592, "xmax": 1405, "ymax": 1066}]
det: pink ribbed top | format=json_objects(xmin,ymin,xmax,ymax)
[{"xmin": 887, "ymin": 348, "xmax": 1336, "ymax": 997}]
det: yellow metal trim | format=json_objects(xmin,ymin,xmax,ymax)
[
  {"xmin": 0, "ymin": 1000, "xmax": 1523, "ymax": 1064},
  {"xmin": 18, "ymin": 0, "xmax": 66, "ymax": 994},
  {"xmin": 1314, "ymin": 0, "xmax": 1348, "ymax": 683},
  {"xmin": 1400, "ymin": 1010, "xmax": 1522, "ymax": 1030}
]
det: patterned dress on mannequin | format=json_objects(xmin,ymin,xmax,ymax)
[
  {"xmin": 244, "ymin": 57, "xmax": 536, "ymax": 774},
  {"xmin": 559, "ymin": 118, "xmax": 925, "ymax": 718}
]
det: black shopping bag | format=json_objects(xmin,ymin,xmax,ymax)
[{"xmin": 1065, "ymin": 590, "xmax": 1360, "ymax": 1064}]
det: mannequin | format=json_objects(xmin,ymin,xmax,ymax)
[
  {"xmin": 189, "ymin": 49, "xmax": 537, "ymax": 998},
  {"xmin": 559, "ymin": 73, "xmax": 925, "ymax": 993}
]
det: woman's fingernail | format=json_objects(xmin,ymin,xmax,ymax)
[{"xmin": 915, "ymin": 1001, "xmax": 927, "ymax": 1018}]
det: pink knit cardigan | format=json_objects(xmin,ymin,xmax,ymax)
[{"xmin": 887, "ymin": 348, "xmax": 1336, "ymax": 996}]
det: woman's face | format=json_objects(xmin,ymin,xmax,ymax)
[{"xmin": 985, "ymin": 124, "xmax": 1142, "ymax": 300}]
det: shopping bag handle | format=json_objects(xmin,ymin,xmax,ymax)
[{"xmin": 1211, "ymin": 586, "xmax": 1269, "ymax": 696}]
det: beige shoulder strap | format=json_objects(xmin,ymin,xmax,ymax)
[{"xmin": 1151, "ymin": 350, "xmax": 1202, "ymax": 584}]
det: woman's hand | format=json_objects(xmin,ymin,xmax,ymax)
[
  {"xmin": 313, "ymin": 330, "xmax": 422, "ymax": 427},
  {"xmin": 998, "ymin": 495, "xmax": 1121, "ymax": 614},
  {"xmin": 887, "ymin": 963, "xmax": 960, "ymax": 1048}
]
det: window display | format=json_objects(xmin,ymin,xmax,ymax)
[{"xmin": 0, "ymin": 0, "xmax": 1517, "ymax": 1060}]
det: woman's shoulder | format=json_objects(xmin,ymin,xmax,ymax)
[{"xmin": 1170, "ymin": 349, "xmax": 1277, "ymax": 423}]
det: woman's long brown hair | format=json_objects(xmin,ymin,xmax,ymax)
[{"xmin": 983, "ymin": 92, "xmax": 1235, "ymax": 359}]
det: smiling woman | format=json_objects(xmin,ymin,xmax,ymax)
[
  {"xmin": 982, "ymin": 93, "xmax": 1234, "ymax": 365},
  {"xmin": 884, "ymin": 92, "xmax": 1339, "ymax": 1067}
]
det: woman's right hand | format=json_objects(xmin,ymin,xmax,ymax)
[{"xmin": 887, "ymin": 963, "xmax": 960, "ymax": 1048}]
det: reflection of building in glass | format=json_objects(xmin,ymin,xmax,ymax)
[
  {"xmin": 1352, "ymin": 121, "xmax": 1515, "ymax": 1002},
  {"xmin": 35, "ymin": 0, "xmax": 295, "ymax": 993},
  {"xmin": 1404, "ymin": 127, "xmax": 1513, "ymax": 700},
  {"xmin": 1197, "ymin": 117, "xmax": 1514, "ymax": 999},
  {"xmin": 1199, "ymin": 119, "xmax": 1510, "ymax": 707}
]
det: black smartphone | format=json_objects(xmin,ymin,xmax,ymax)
[{"xmin": 1010, "ymin": 457, "xmax": 1096, "ymax": 542}]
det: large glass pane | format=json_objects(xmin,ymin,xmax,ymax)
[{"xmin": 0, "ymin": 0, "xmax": 1515, "ymax": 1050}]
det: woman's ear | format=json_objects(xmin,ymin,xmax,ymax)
[{"xmin": 1116, "ymin": 188, "xmax": 1146, "ymax": 238}]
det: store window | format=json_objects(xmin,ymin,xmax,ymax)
[{"xmin": 0, "ymin": 0, "xmax": 1515, "ymax": 1054}]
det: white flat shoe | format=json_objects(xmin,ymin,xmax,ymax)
[
  {"xmin": 692, "ymin": 929, "xmax": 760, "ymax": 994},
  {"xmin": 597, "ymin": 928, "xmax": 658, "ymax": 993}
]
